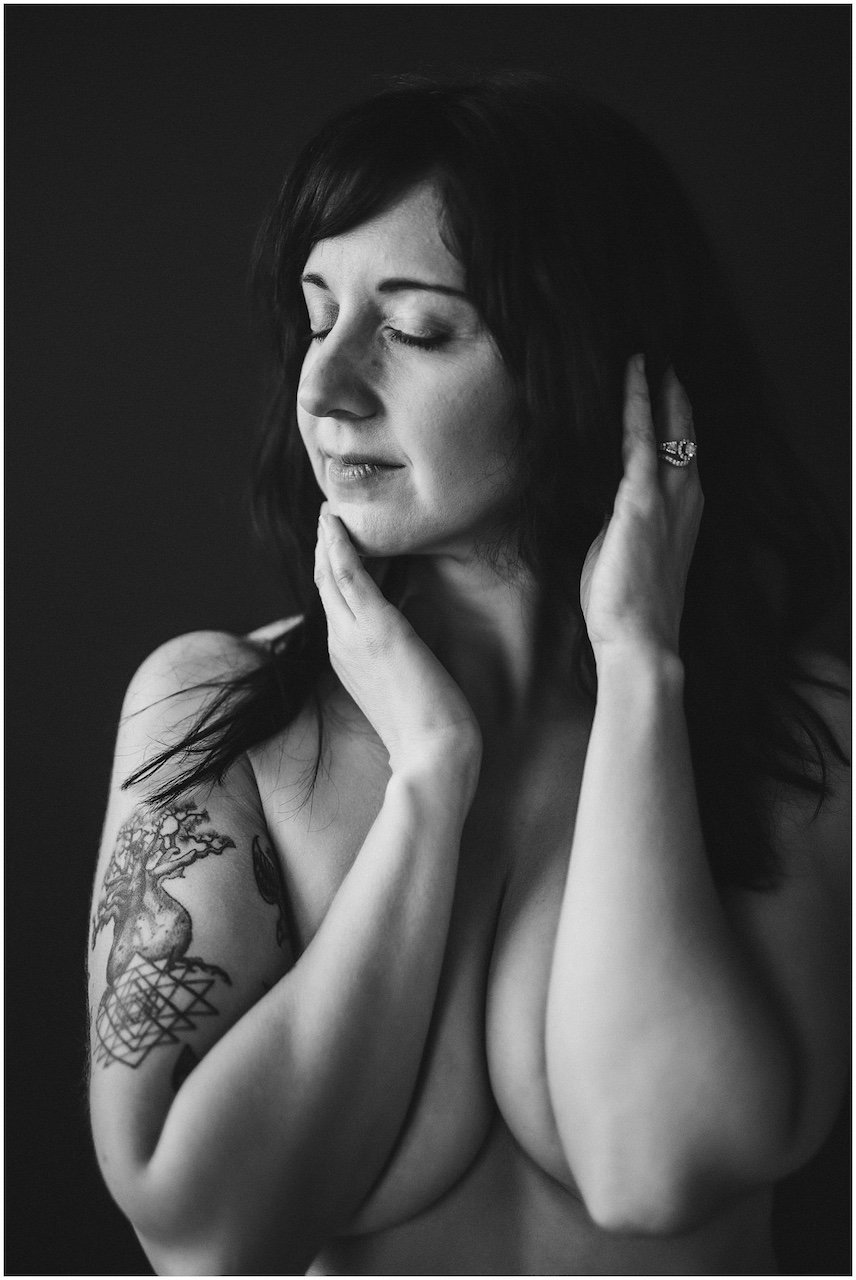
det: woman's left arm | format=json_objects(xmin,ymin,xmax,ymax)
[{"xmin": 545, "ymin": 357, "xmax": 850, "ymax": 1235}]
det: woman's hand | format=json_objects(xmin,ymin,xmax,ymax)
[
  {"xmin": 580, "ymin": 357, "xmax": 703, "ymax": 664},
  {"xmin": 314, "ymin": 507, "xmax": 482, "ymax": 784}
]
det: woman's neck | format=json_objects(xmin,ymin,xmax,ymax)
[{"xmin": 395, "ymin": 551, "xmax": 581, "ymax": 733}]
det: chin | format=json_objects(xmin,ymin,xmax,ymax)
[
  {"xmin": 341, "ymin": 523, "xmax": 416, "ymax": 560},
  {"xmin": 330, "ymin": 504, "xmax": 446, "ymax": 559}
]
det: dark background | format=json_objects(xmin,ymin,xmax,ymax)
[{"xmin": 6, "ymin": 6, "xmax": 849, "ymax": 1275}]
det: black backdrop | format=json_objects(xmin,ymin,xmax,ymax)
[{"xmin": 6, "ymin": 7, "xmax": 850, "ymax": 1275}]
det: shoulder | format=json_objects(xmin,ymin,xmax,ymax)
[
  {"xmin": 113, "ymin": 619, "xmax": 303, "ymax": 802},
  {"xmin": 123, "ymin": 618, "xmax": 304, "ymax": 720}
]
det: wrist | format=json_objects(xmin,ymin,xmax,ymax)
[
  {"xmin": 389, "ymin": 734, "xmax": 482, "ymax": 810},
  {"xmin": 593, "ymin": 641, "xmax": 685, "ymax": 691}
]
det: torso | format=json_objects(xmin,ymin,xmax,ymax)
[{"xmin": 249, "ymin": 674, "xmax": 778, "ymax": 1275}]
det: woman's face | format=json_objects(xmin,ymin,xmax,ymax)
[{"xmin": 297, "ymin": 181, "xmax": 518, "ymax": 558}]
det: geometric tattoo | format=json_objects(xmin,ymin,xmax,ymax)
[{"xmin": 90, "ymin": 802, "xmax": 234, "ymax": 1072}]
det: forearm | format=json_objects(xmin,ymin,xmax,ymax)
[
  {"xmin": 545, "ymin": 647, "xmax": 794, "ymax": 1228},
  {"xmin": 103, "ymin": 753, "xmax": 475, "ymax": 1271}
]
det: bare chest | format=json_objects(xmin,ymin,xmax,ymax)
[{"xmin": 251, "ymin": 705, "xmax": 590, "ymax": 1228}]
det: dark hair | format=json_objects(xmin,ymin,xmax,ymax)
[{"xmin": 126, "ymin": 71, "xmax": 847, "ymax": 888}]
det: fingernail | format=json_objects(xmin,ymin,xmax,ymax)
[{"xmin": 634, "ymin": 353, "xmax": 646, "ymax": 373}]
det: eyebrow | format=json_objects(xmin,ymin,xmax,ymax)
[{"xmin": 301, "ymin": 272, "xmax": 469, "ymax": 300}]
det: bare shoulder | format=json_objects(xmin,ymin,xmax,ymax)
[
  {"xmin": 90, "ymin": 631, "xmax": 298, "ymax": 1186},
  {"xmin": 126, "ymin": 617, "xmax": 301, "ymax": 706},
  {"xmin": 121, "ymin": 618, "xmax": 302, "ymax": 740}
]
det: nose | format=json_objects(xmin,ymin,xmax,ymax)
[{"xmin": 297, "ymin": 329, "xmax": 378, "ymax": 422}]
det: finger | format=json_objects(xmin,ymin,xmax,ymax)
[
  {"xmin": 621, "ymin": 354, "xmax": 658, "ymax": 486},
  {"xmin": 314, "ymin": 517, "xmax": 355, "ymax": 625},
  {"xmin": 655, "ymin": 366, "xmax": 696, "ymax": 445},
  {"xmin": 321, "ymin": 512, "xmax": 388, "ymax": 618},
  {"xmin": 655, "ymin": 367, "xmax": 700, "ymax": 492}
]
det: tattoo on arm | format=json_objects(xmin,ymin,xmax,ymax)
[
  {"xmin": 90, "ymin": 802, "xmax": 234, "ymax": 1074},
  {"xmin": 252, "ymin": 835, "xmax": 295, "ymax": 952}
]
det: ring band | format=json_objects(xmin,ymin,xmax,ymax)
[{"xmin": 657, "ymin": 439, "xmax": 697, "ymax": 468}]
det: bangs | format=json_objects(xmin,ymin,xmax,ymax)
[
  {"xmin": 277, "ymin": 92, "xmax": 472, "ymax": 280},
  {"xmin": 301, "ymin": 105, "xmax": 444, "ymax": 242}
]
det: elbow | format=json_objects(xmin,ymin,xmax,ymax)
[
  {"xmin": 99, "ymin": 1158, "xmax": 309, "ymax": 1275},
  {"xmin": 109, "ymin": 1189, "xmax": 225, "ymax": 1276},
  {"xmin": 575, "ymin": 1085, "xmax": 807, "ymax": 1236},
  {"xmin": 582, "ymin": 1173, "xmax": 711, "ymax": 1238},
  {"xmin": 93, "ymin": 1129, "xmax": 321, "ymax": 1274},
  {"xmin": 574, "ymin": 1136, "xmax": 760, "ymax": 1238},
  {"xmin": 563, "ymin": 1119, "xmax": 731, "ymax": 1238},
  {"xmin": 136, "ymin": 1232, "xmax": 214, "ymax": 1277},
  {"xmin": 549, "ymin": 1069, "xmax": 795, "ymax": 1238},
  {"xmin": 136, "ymin": 1222, "xmax": 314, "ymax": 1277}
]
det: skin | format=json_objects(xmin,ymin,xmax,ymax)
[
  {"xmin": 302, "ymin": 185, "xmax": 846, "ymax": 1264},
  {"xmin": 298, "ymin": 181, "xmax": 519, "ymax": 562},
  {"xmin": 88, "ymin": 182, "xmax": 849, "ymax": 1275}
]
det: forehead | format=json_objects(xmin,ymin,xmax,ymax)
[{"xmin": 302, "ymin": 180, "xmax": 464, "ymax": 287}]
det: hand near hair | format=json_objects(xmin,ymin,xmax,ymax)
[
  {"xmin": 314, "ymin": 507, "xmax": 482, "ymax": 790},
  {"xmin": 579, "ymin": 358, "xmax": 704, "ymax": 665}
]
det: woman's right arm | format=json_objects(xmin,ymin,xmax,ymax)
[{"xmin": 89, "ymin": 609, "xmax": 480, "ymax": 1272}]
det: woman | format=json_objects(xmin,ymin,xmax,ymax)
[{"xmin": 88, "ymin": 74, "xmax": 849, "ymax": 1275}]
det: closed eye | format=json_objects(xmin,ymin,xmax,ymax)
[
  {"xmin": 385, "ymin": 327, "xmax": 450, "ymax": 351},
  {"xmin": 308, "ymin": 325, "xmax": 450, "ymax": 352}
]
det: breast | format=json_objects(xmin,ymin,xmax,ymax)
[
  {"xmin": 253, "ymin": 694, "xmax": 589, "ymax": 1229},
  {"xmin": 346, "ymin": 877, "xmax": 500, "ymax": 1234},
  {"xmin": 485, "ymin": 764, "xmax": 584, "ymax": 1190},
  {"xmin": 251, "ymin": 698, "xmax": 504, "ymax": 1236}
]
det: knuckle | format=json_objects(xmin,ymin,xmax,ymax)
[
  {"xmin": 617, "ymin": 480, "xmax": 656, "ymax": 517},
  {"xmin": 334, "ymin": 566, "xmax": 355, "ymax": 590},
  {"xmin": 363, "ymin": 610, "xmax": 400, "ymax": 655},
  {"xmin": 363, "ymin": 623, "xmax": 395, "ymax": 659},
  {"xmin": 637, "ymin": 494, "xmax": 662, "ymax": 524},
  {"xmin": 364, "ymin": 632, "xmax": 387, "ymax": 659}
]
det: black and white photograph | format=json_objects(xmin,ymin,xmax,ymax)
[{"xmin": 6, "ymin": 6, "xmax": 850, "ymax": 1275}]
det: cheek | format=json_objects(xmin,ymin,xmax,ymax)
[{"xmin": 421, "ymin": 375, "xmax": 517, "ymax": 492}]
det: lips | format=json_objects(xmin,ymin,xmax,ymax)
[
  {"xmin": 324, "ymin": 451, "xmax": 404, "ymax": 484},
  {"xmin": 325, "ymin": 451, "xmax": 403, "ymax": 468}
]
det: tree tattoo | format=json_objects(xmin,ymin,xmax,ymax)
[{"xmin": 90, "ymin": 803, "xmax": 234, "ymax": 1072}]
